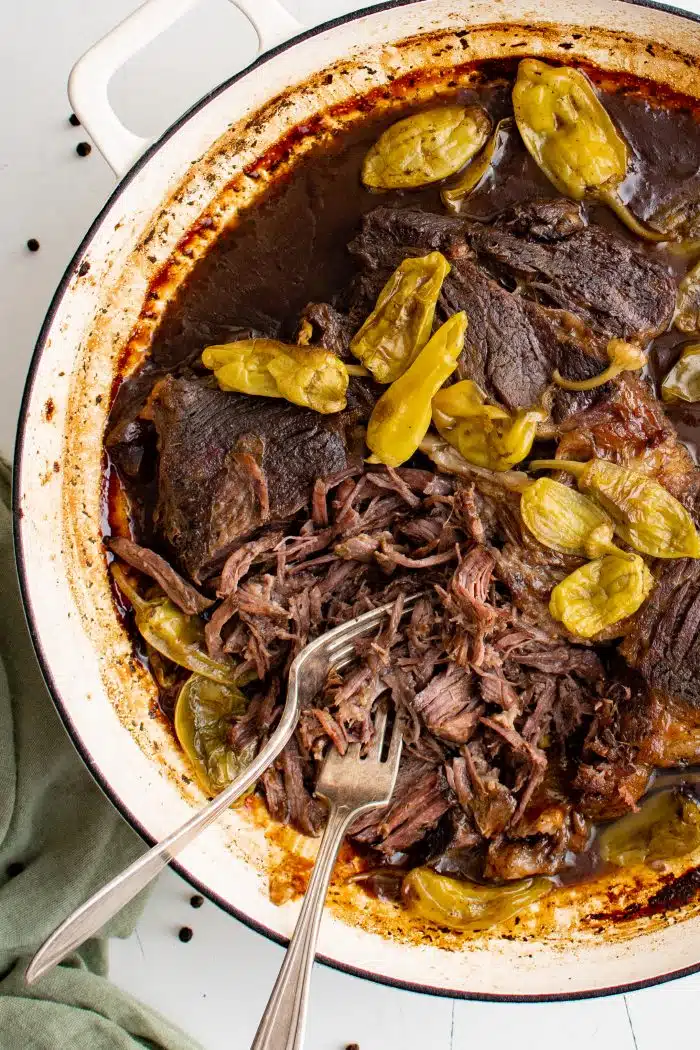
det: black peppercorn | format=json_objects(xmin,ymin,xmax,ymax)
[
  {"xmin": 178, "ymin": 926, "xmax": 194, "ymax": 943},
  {"xmin": 76, "ymin": 142, "xmax": 92, "ymax": 157},
  {"xmin": 26, "ymin": 239, "xmax": 40, "ymax": 252},
  {"xmin": 69, "ymin": 113, "xmax": 81, "ymax": 127},
  {"xmin": 190, "ymin": 894, "xmax": 204, "ymax": 909}
]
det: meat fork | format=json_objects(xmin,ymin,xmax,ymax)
[
  {"xmin": 251, "ymin": 695, "xmax": 403, "ymax": 1050},
  {"xmin": 26, "ymin": 594, "xmax": 417, "ymax": 986}
]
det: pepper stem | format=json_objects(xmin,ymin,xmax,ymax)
[
  {"xmin": 584, "ymin": 525, "xmax": 633, "ymax": 561},
  {"xmin": 529, "ymin": 459, "xmax": 587, "ymax": 478},
  {"xmin": 552, "ymin": 363, "xmax": 623, "ymax": 391},
  {"xmin": 111, "ymin": 562, "xmax": 147, "ymax": 612},
  {"xmin": 553, "ymin": 340, "xmax": 646, "ymax": 392},
  {"xmin": 598, "ymin": 189, "xmax": 669, "ymax": 243}
]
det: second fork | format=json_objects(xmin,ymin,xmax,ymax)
[{"xmin": 251, "ymin": 702, "xmax": 403, "ymax": 1050}]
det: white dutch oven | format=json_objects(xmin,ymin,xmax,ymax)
[{"xmin": 15, "ymin": 0, "xmax": 700, "ymax": 1001}]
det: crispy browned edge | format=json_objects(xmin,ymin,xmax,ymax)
[{"xmin": 59, "ymin": 19, "xmax": 700, "ymax": 951}]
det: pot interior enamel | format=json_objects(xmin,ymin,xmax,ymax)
[{"xmin": 16, "ymin": 0, "xmax": 700, "ymax": 999}]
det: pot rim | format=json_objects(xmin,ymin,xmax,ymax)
[{"xmin": 14, "ymin": 0, "xmax": 700, "ymax": 1002}]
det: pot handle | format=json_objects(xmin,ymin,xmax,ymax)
[{"xmin": 68, "ymin": 0, "xmax": 303, "ymax": 177}]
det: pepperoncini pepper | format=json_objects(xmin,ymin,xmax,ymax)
[
  {"xmin": 419, "ymin": 433, "xmax": 532, "ymax": 490},
  {"xmin": 350, "ymin": 252, "xmax": 451, "ymax": 383},
  {"xmin": 202, "ymin": 339, "xmax": 348, "ymax": 414},
  {"xmin": 530, "ymin": 458, "xmax": 700, "ymax": 559},
  {"xmin": 111, "ymin": 564, "xmax": 240, "ymax": 685},
  {"xmin": 599, "ymin": 790, "xmax": 700, "ymax": 867},
  {"xmin": 549, "ymin": 552, "xmax": 654, "ymax": 638},
  {"xmin": 675, "ymin": 260, "xmax": 700, "ymax": 334},
  {"xmin": 402, "ymin": 867, "xmax": 551, "ymax": 932},
  {"xmin": 662, "ymin": 343, "xmax": 700, "ymax": 403},
  {"xmin": 513, "ymin": 60, "xmax": 666, "ymax": 242},
  {"xmin": 174, "ymin": 674, "xmax": 254, "ymax": 795},
  {"xmin": 362, "ymin": 105, "xmax": 492, "ymax": 190},
  {"xmin": 366, "ymin": 312, "xmax": 467, "ymax": 468},
  {"xmin": 521, "ymin": 477, "xmax": 617, "ymax": 556},
  {"xmin": 432, "ymin": 379, "xmax": 545, "ymax": 472},
  {"xmin": 553, "ymin": 339, "xmax": 647, "ymax": 391},
  {"xmin": 441, "ymin": 117, "xmax": 514, "ymax": 213}
]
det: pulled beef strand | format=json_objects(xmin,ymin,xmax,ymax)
[{"xmin": 105, "ymin": 535, "xmax": 214, "ymax": 614}]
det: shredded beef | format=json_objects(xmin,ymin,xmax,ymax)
[
  {"xmin": 111, "ymin": 443, "xmax": 649, "ymax": 868},
  {"xmin": 105, "ymin": 536, "xmax": 214, "ymax": 614},
  {"xmin": 412, "ymin": 666, "xmax": 480, "ymax": 744},
  {"xmin": 352, "ymin": 761, "xmax": 451, "ymax": 854},
  {"xmin": 280, "ymin": 736, "xmax": 325, "ymax": 837}
]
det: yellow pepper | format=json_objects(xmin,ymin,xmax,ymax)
[
  {"xmin": 366, "ymin": 312, "xmax": 467, "ymax": 468},
  {"xmin": 521, "ymin": 477, "xmax": 616, "ymax": 557},
  {"xmin": 432, "ymin": 379, "xmax": 509, "ymax": 422},
  {"xmin": 599, "ymin": 790, "xmax": 700, "ymax": 867},
  {"xmin": 675, "ymin": 260, "xmax": 700, "ymax": 334},
  {"xmin": 513, "ymin": 60, "xmax": 666, "ymax": 242},
  {"xmin": 202, "ymin": 339, "xmax": 348, "ymax": 414},
  {"xmin": 531, "ymin": 458, "xmax": 700, "ymax": 559},
  {"xmin": 403, "ymin": 866, "xmax": 551, "ymax": 932},
  {"xmin": 350, "ymin": 252, "xmax": 451, "ymax": 383},
  {"xmin": 550, "ymin": 552, "xmax": 654, "ymax": 638},
  {"xmin": 432, "ymin": 380, "xmax": 545, "ymax": 471},
  {"xmin": 111, "ymin": 564, "xmax": 240, "ymax": 686},
  {"xmin": 441, "ymin": 118, "xmax": 513, "ymax": 213},
  {"xmin": 362, "ymin": 105, "xmax": 491, "ymax": 190},
  {"xmin": 174, "ymin": 674, "xmax": 253, "ymax": 796},
  {"xmin": 553, "ymin": 339, "xmax": 647, "ymax": 391},
  {"xmin": 662, "ymin": 343, "xmax": 700, "ymax": 403}
]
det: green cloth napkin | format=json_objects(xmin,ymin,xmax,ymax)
[{"xmin": 0, "ymin": 460, "xmax": 202, "ymax": 1049}]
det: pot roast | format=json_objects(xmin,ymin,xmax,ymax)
[{"xmin": 103, "ymin": 58, "xmax": 700, "ymax": 931}]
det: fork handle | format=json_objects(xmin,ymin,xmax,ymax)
[
  {"xmin": 25, "ymin": 699, "xmax": 300, "ymax": 986},
  {"xmin": 251, "ymin": 802, "xmax": 358, "ymax": 1050}
]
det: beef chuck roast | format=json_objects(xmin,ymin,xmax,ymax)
[
  {"xmin": 440, "ymin": 247, "xmax": 608, "ymax": 409},
  {"xmin": 347, "ymin": 206, "xmax": 465, "ymax": 269},
  {"xmin": 621, "ymin": 558, "xmax": 700, "ymax": 710},
  {"xmin": 466, "ymin": 198, "xmax": 676, "ymax": 342},
  {"xmin": 147, "ymin": 375, "xmax": 354, "ymax": 581},
  {"xmin": 347, "ymin": 206, "xmax": 609, "ymax": 410},
  {"xmin": 554, "ymin": 373, "xmax": 694, "ymax": 487},
  {"xmin": 103, "ymin": 78, "xmax": 700, "ymax": 899},
  {"xmin": 493, "ymin": 197, "xmax": 587, "ymax": 241}
]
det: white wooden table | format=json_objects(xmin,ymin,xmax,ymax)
[{"xmin": 4, "ymin": 0, "xmax": 700, "ymax": 1045}]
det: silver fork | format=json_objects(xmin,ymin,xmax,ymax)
[
  {"xmin": 26, "ymin": 593, "xmax": 418, "ymax": 986},
  {"xmin": 251, "ymin": 700, "xmax": 403, "ymax": 1050}
]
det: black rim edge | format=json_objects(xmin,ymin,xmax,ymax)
[{"xmin": 13, "ymin": 0, "xmax": 700, "ymax": 1003}]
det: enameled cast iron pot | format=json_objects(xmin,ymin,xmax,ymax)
[{"xmin": 15, "ymin": 0, "xmax": 700, "ymax": 1001}]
